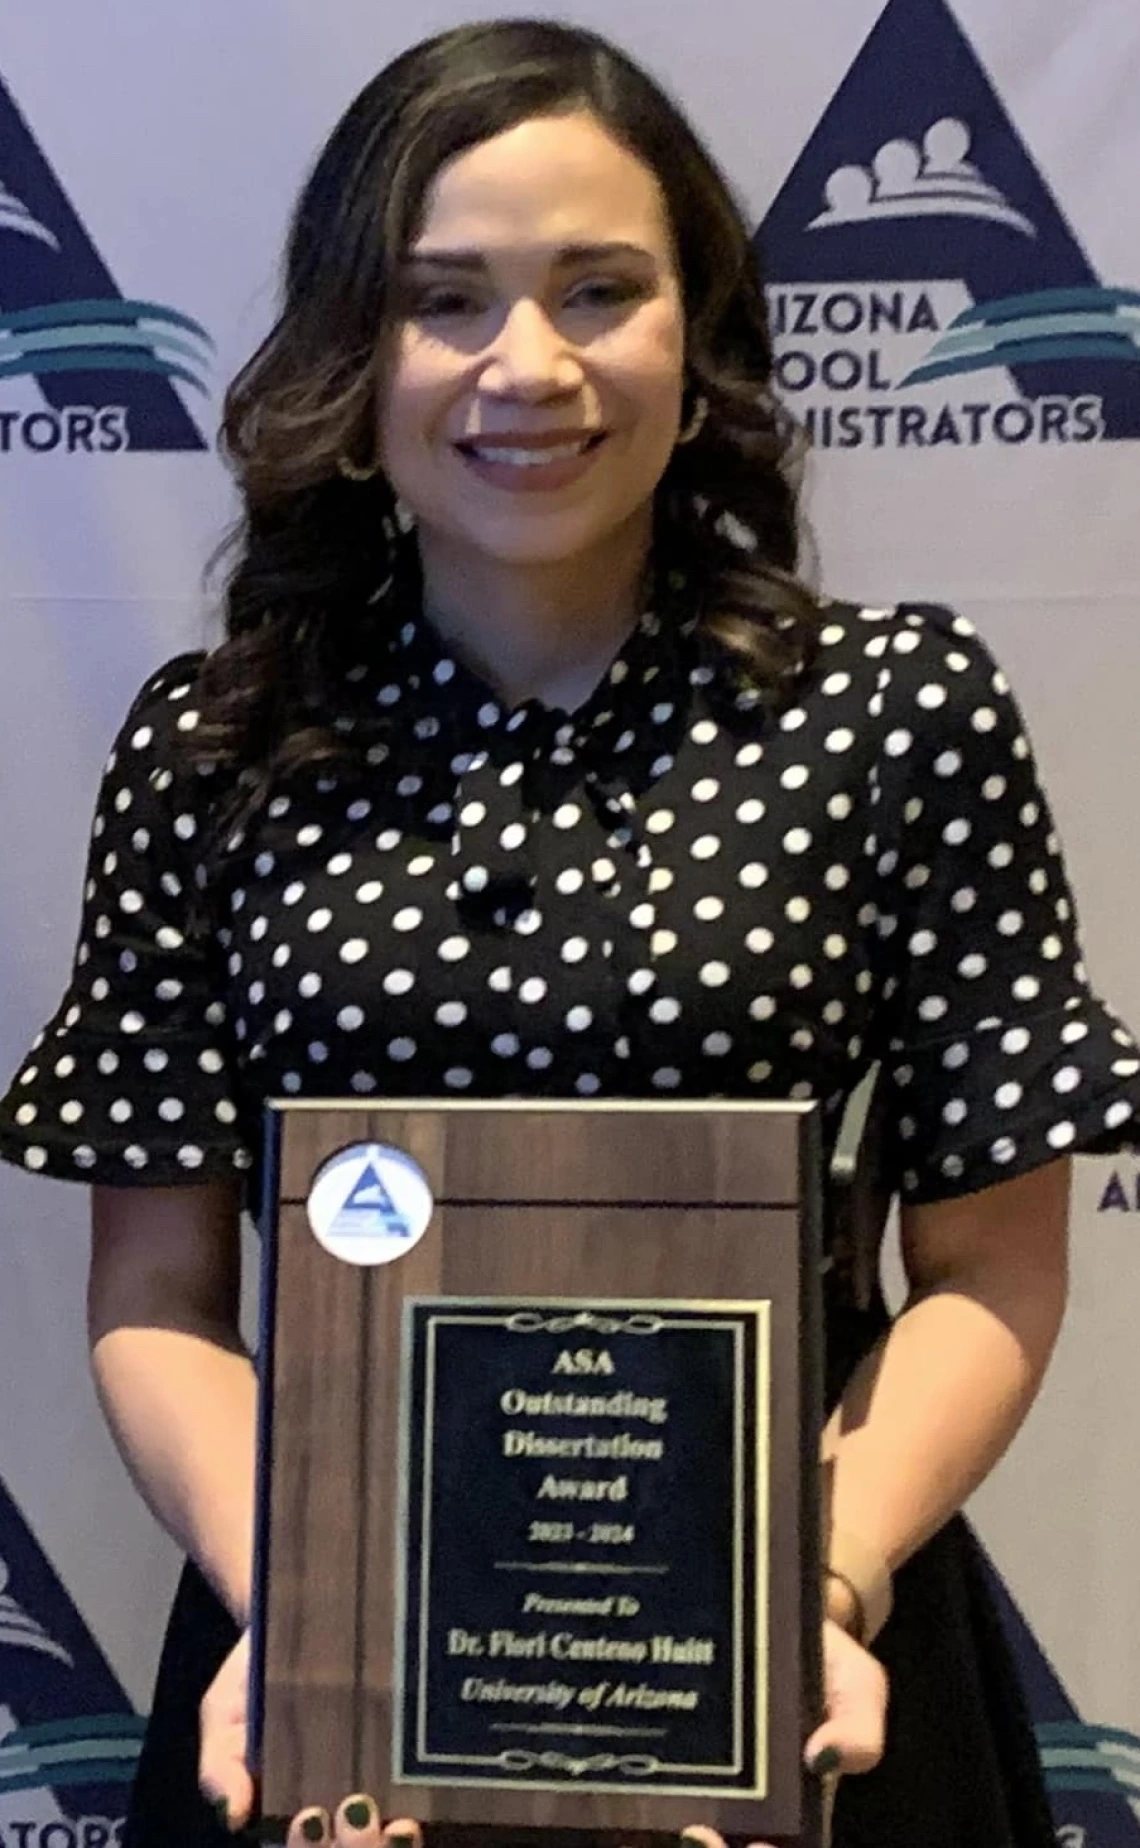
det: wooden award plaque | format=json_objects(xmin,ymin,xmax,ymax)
[{"xmin": 249, "ymin": 1099, "xmax": 827, "ymax": 1846}]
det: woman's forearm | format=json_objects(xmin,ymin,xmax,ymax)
[
  {"xmin": 824, "ymin": 1274, "xmax": 1063, "ymax": 1575},
  {"xmin": 823, "ymin": 1160, "xmax": 1070, "ymax": 1600},
  {"xmin": 91, "ymin": 1319, "xmax": 256, "ymax": 1627}
]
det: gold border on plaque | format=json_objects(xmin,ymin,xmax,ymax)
[{"xmin": 392, "ymin": 1296, "xmax": 771, "ymax": 1801}]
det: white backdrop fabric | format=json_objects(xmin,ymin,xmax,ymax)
[{"xmin": 0, "ymin": 2, "xmax": 1137, "ymax": 1841}]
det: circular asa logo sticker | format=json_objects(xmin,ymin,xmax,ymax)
[{"xmin": 306, "ymin": 1143, "xmax": 434, "ymax": 1266}]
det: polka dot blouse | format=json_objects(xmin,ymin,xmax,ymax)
[{"xmin": 2, "ymin": 599, "xmax": 1138, "ymax": 1202}]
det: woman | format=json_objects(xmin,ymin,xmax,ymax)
[{"xmin": 2, "ymin": 18, "xmax": 1137, "ymax": 1848}]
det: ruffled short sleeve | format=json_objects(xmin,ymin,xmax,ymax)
[
  {"xmin": 0, "ymin": 655, "xmax": 254, "ymax": 1185},
  {"xmin": 873, "ymin": 606, "xmax": 1140, "ymax": 1203}
]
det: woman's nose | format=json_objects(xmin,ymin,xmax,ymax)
[{"xmin": 482, "ymin": 299, "xmax": 584, "ymax": 399}]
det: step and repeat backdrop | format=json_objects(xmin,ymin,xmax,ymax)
[{"xmin": 0, "ymin": 1, "xmax": 1137, "ymax": 1842}]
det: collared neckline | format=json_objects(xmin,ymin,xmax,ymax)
[{"xmin": 355, "ymin": 599, "xmax": 699, "ymax": 773}]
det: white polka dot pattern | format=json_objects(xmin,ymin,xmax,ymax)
[
  {"xmin": 0, "ymin": 603, "xmax": 1137, "ymax": 1204},
  {"xmin": 0, "ymin": 655, "xmax": 252, "ymax": 1180}
]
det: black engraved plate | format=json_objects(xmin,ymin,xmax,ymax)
[{"xmin": 394, "ymin": 1298, "xmax": 769, "ymax": 1798}]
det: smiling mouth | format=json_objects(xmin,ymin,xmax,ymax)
[{"xmin": 455, "ymin": 433, "xmax": 607, "ymax": 468}]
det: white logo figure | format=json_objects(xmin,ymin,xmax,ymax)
[
  {"xmin": 0, "ymin": 1556, "xmax": 72, "ymax": 1667},
  {"xmin": 0, "ymin": 181, "xmax": 60, "ymax": 251},
  {"xmin": 307, "ymin": 1143, "xmax": 434, "ymax": 1267},
  {"xmin": 810, "ymin": 119, "xmax": 1037, "ymax": 238}
]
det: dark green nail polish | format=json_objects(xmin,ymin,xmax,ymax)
[
  {"xmin": 388, "ymin": 1836, "xmax": 415, "ymax": 1848},
  {"xmin": 212, "ymin": 1798, "xmax": 231, "ymax": 1830},
  {"xmin": 302, "ymin": 1817, "xmax": 326, "ymax": 1843},
  {"xmin": 810, "ymin": 1744, "xmax": 843, "ymax": 1777},
  {"xmin": 344, "ymin": 1801, "xmax": 373, "ymax": 1830}
]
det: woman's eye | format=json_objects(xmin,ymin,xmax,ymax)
[
  {"xmin": 565, "ymin": 277, "xmax": 647, "ymax": 311},
  {"xmin": 411, "ymin": 289, "xmax": 482, "ymax": 320}
]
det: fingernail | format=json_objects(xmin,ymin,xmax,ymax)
[
  {"xmin": 345, "ymin": 1800, "xmax": 374, "ymax": 1831},
  {"xmin": 388, "ymin": 1836, "xmax": 416, "ymax": 1848},
  {"xmin": 302, "ymin": 1817, "xmax": 326, "ymax": 1844},
  {"xmin": 211, "ymin": 1798, "xmax": 231, "ymax": 1831},
  {"xmin": 810, "ymin": 1744, "xmax": 843, "ymax": 1776}
]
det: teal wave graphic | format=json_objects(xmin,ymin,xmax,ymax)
[
  {"xmin": 1038, "ymin": 1721, "xmax": 1140, "ymax": 1801},
  {"xmin": 900, "ymin": 285, "xmax": 1140, "ymax": 385},
  {"xmin": 0, "ymin": 1714, "xmax": 145, "ymax": 1796},
  {"xmin": 0, "ymin": 297, "xmax": 214, "ymax": 395}
]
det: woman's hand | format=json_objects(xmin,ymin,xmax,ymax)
[
  {"xmin": 804, "ymin": 1614, "xmax": 889, "ymax": 1775},
  {"xmin": 200, "ymin": 1622, "xmax": 884, "ymax": 1842},
  {"xmin": 198, "ymin": 1641, "xmax": 420, "ymax": 1847},
  {"xmin": 683, "ymin": 1619, "xmax": 888, "ymax": 1848},
  {"xmin": 198, "ymin": 1630, "xmax": 255, "ymax": 1830},
  {"xmin": 286, "ymin": 1805, "xmax": 419, "ymax": 1848}
]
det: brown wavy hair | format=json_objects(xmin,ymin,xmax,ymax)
[{"xmin": 195, "ymin": 17, "xmax": 821, "ymax": 815}]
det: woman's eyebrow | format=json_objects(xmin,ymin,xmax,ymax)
[{"xmin": 405, "ymin": 240, "xmax": 657, "ymax": 270}]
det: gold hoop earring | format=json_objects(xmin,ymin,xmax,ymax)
[
  {"xmin": 676, "ymin": 393, "xmax": 709, "ymax": 446},
  {"xmin": 337, "ymin": 450, "xmax": 382, "ymax": 483}
]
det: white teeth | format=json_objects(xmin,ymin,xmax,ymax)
[{"xmin": 468, "ymin": 440, "xmax": 593, "ymax": 467}]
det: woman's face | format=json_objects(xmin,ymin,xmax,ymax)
[{"xmin": 377, "ymin": 111, "xmax": 687, "ymax": 573}]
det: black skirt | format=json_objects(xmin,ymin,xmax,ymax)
[{"xmin": 123, "ymin": 1510, "xmax": 1055, "ymax": 1848}]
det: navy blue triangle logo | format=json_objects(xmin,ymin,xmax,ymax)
[
  {"xmin": 1097, "ymin": 1168, "xmax": 1140, "ymax": 1214},
  {"xmin": 757, "ymin": 0, "xmax": 1140, "ymax": 440},
  {"xmin": 333, "ymin": 1161, "xmax": 413, "ymax": 1239},
  {"xmin": 981, "ymin": 1549, "xmax": 1140, "ymax": 1842},
  {"xmin": 0, "ymin": 1476, "xmax": 144, "ymax": 1812},
  {"xmin": 0, "ymin": 69, "xmax": 211, "ymax": 451}
]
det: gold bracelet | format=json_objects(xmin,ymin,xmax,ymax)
[{"xmin": 825, "ymin": 1530, "xmax": 893, "ymax": 1645}]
